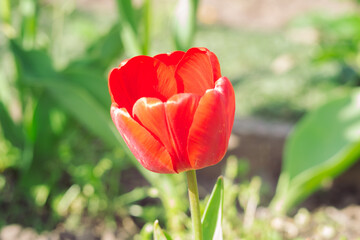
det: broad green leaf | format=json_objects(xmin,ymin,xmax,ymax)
[
  {"xmin": 201, "ymin": 176, "xmax": 224, "ymax": 240},
  {"xmin": 153, "ymin": 220, "xmax": 172, "ymax": 240},
  {"xmin": 10, "ymin": 40, "xmax": 119, "ymax": 148},
  {"xmin": 60, "ymin": 69, "xmax": 110, "ymax": 109},
  {"xmin": 271, "ymin": 89, "xmax": 360, "ymax": 213},
  {"xmin": 10, "ymin": 40, "xmax": 58, "ymax": 80},
  {"xmin": 30, "ymin": 95, "xmax": 58, "ymax": 155},
  {"xmin": 0, "ymin": 101, "xmax": 24, "ymax": 148},
  {"xmin": 45, "ymin": 79, "xmax": 120, "ymax": 148}
]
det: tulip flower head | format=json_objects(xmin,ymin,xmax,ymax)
[{"xmin": 109, "ymin": 47, "xmax": 235, "ymax": 173}]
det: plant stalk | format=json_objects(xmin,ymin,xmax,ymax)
[{"xmin": 186, "ymin": 170, "xmax": 203, "ymax": 240}]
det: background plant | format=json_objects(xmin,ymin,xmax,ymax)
[
  {"xmin": 1, "ymin": 0, "xmax": 360, "ymax": 238},
  {"xmin": 0, "ymin": 0, "xmax": 199, "ymax": 235}
]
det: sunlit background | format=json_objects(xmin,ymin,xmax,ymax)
[{"xmin": 1, "ymin": 0, "xmax": 360, "ymax": 239}]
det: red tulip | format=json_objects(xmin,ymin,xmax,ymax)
[{"xmin": 109, "ymin": 47, "xmax": 235, "ymax": 174}]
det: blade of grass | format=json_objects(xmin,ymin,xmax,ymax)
[
  {"xmin": 20, "ymin": 0, "xmax": 38, "ymax": 49},
  {"xmin": 142, "ymin": 0, "xmax": 151, "ymax": 55}
]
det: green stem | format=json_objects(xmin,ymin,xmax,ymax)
[
  {"xmin": 142, "ymin": 0, "xmax": 151, "ymax": 55},
  {"xmin": 186, "ymin": 170, "xmax": 203, "ymax": 240}
]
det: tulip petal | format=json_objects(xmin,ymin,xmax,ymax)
[
  {"xmin": 133, "ymin": 94, "xmax": 201, "ymax": 173},
  {"xmin": 206, "ymin": 50, "xmax": 222, "ymax": 82},
  {"xmin": 132, "ymin": 97, "xmax": 178, "ymax": 170},
  {"xmin": 187, "ymin": 77, "xmax": 235, "ymax": 169},
  {"xmin": 175, "ymin": 48, "xmax": 214, "ymax": 95},
  {"xmin": 111, "ymin": 105, "xmax": 175, "ymax": 173},
  {"xmin": 215, "ymin": 77, "xmax": 235, "ymax": 136},
  {"xmin": 165, "ymin": 93, "xmax": 201, "ymax": 172},
  {"xmin": 154, "ymin": 51, "xmax": 185, "ymax": 67},
  {"xmin": 109, "ymin": 56, "xmax": 178, "ymax": 114}
]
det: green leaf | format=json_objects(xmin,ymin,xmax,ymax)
[
  {"xmin": 153, "ymin": 220, "xmax": 172, "ymax": 240},
  {"xmin": 116, "ymin": 0, "xmax": 143, "ymax": 55},
  {"xmin": 172, "ymin": 0, "xmax": 199, "ymax": 51},
  {"xmin": 116, "ymin": 0, "xmax": 138, "ymax": 34},
  {"xmin": 46, "ymin": 79, "xmax": 120, "ymax": 148},
  {"xmin": 10, "ymin": 39, "xmax": 119, "ymax": 148},
  {"xmin": 0, "ymin": 101, "xmax": 24, "ymax": 148},
  {"xmin": 60, "ymin": 69, "xmax": 110, "ymax": 109},
  {"xmin": 68, "ymin": 23, "xmax": 123, "ymax": 72},
  {"xmin": 137, "ymin": 223, "xmax": 153, "ymax": 240},
  {"xmin": 19, "ymin": 0, "xmax": 38, "ymax": 49},
  {"xmin": 10, "ymin": 39, "xmax": 57, "ymax": 80},
  {"xmin": 271, "ymin": 89, "xmax": 360, "ymax": 213},
  {"xmin": 201, "ymin": 176, "xmax": 224, "ymax": 240},
  {"xmin": 30, "ymin": 95, "xmax": 58, "ymax": 154}
]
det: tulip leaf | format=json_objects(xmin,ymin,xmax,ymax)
[
  {"xmin": 60, "ymin": 69, "xmax": 110, "ymax": 109},
  {"xmin": 153, "ymin": 220, "xmax": 172, "ymax": 240},
  {"xmin": 201, "ymin": 176, "xmax": 224, "ymax": 240},
  {"xmin": 46, "ymin": 80, "xmax": 120, "ymax": 148},
  {"xmin": 9, "ymin": 40, "xmax": 119, "ymax": 148},
  {"xmin": 10, "ymin": 40, "xmax": 58, "ymax": 80},
  {"xmin": 0, "ymin": 101, "xmax": 24, "ymax": 148},
  {"xmin": 115, "ymin": 0, "xmax": 143, "ymax": 55},
  {"xmin": 137, "ymin": 223, "xmax": 153, "ymax": 240},
  {"xmin": 271, "ymin": 89, "xmax": 360, "ymax": 213},
  {"xmin": 67, "ymin": 23, "xmax": 123, "ymax": 72}
]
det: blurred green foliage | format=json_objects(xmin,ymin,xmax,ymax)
[
  {"xmin": 0, "ymin": 0, "xmax": 197, "ymax": 234},
  {"xmin": 271, "ymin": 89, "xmax": 360, "ymax": 214},
  {"xmin": 314, "ymin": 14, "xmax": 360, "ymax": 86},
  {"xmin": 0, "ymin": 0, "xmax": 129, "ymax": 229},
  {"xmin": 1, "ymin": 0, "xmax": 360, "ymax": 238},
  {"xmin": 269, "ymin": 7, "xmax": 360, "ymax": 214}
]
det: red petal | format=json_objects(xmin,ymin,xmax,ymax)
[
  {"xmin": 175, "ymin": 48, "xmax": 214, "ymax": 95},
  {"xmin": 133, "ymin": 94, "xmax": 201, "ymax": 173},
  {"xmin": 108, "ymin": 68, "xmax": 133, "ymax": 112},
  {"xmin": 205, "ymin": 49, "xmax": 222, "ymax": 81},
  {"xmin": 154, "ymin": 60, "xmax": 179, "ymax": 97},
  {"xmin": 214, "ymin": 77, "xmax": 235, "ymax": 136},
  {"xmin": 154, "ymin": 51, "xmax": 186, "ymax": 94},
  {"xmin": 165, "ymin": 93, "xmax": 201, "ymax": 172},
  {"xmin": 132, "ymin": 97, "xmax": 178, "ymax": 170},
  {"xmin": 154, "ymin": 51, "xmax": 185, "ymax": 67},
  {"xmin": 111, "ymin": 104, "xmax": 175, "ymax": 173},
  {"xmin": 108, "ymin": 56, "xmax": 177, "ymax": 113},
  {"xmin": 187, "ymin": 77, "xmax": 235, "ymax": 169}
]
